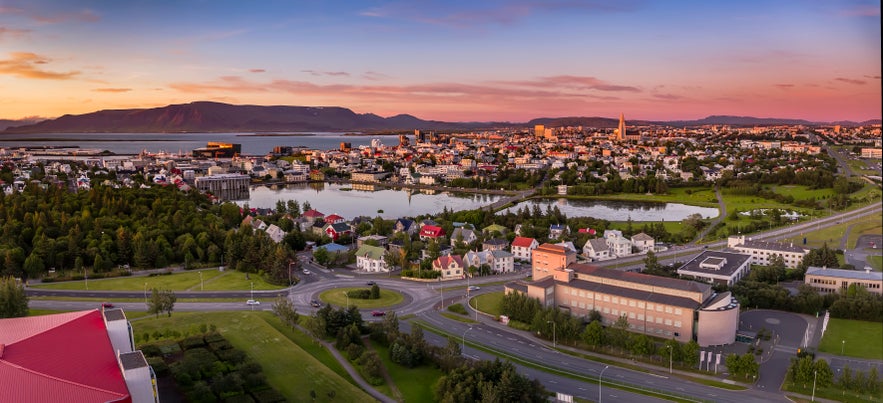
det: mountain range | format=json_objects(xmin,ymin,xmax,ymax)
[{"xmin": 1, "ymin": 102, "xmax": 879, "ymax": 134}]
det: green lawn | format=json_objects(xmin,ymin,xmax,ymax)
[
  {"xmin": 470, "ymin": 291, "xmax": 504, "ymax": 317},
  {"xmin": 373, "ymin": 343, "xmax": 442, "ymax": 402},
  {"xmin": 319, "ymin": 287, "xmax": 404, "ymax": 309},
  {"xmin": 818, "ymin": 318, "xmax": 883, "ymax": 360},
  {"xmin": 32, "ymin": 269, "xmax": 284, "ymax": 291},
  {"xmin": 132, "ymin": 311, "xmax": 371, "ymax": 402},
  {"xmin": 867, "ymin": 255, "xmax": 883, "ymax": 271},
  {"xmin": 562, "ymin": 187, "xmax": 719, "ymax": 207},
  {"xmin": 769, "ymin": 185, "xmax": 836, "ymax": 200},
  {"xmin": 28, "ymin": 307, "xmax": 150, "ymax": 320},
  {"xmin": 781, "ymin": 213, "xmax": 882, "ymax": 250}
]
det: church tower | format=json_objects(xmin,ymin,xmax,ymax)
[{"xmin": 617, "ymin": 112, "xmax": 626, "ymax": 141}]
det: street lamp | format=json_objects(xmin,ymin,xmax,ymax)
[
  {"xmin": 841, "ymin": 340, "xmax": 846, "ymax": 355},
  {"xmin": 462, "ymin": 327, "xmax": 473, "ymax": 352},
  {"xmin": 343, "ymin": 291, "xmax": 349, "ymax": 308},
  {"xmin": 84, "ymin": 269, "xmax": 88, "ymax": 290},
  {"xmin": 811, "ymin": 370, "xmax": 818, "ymax": 402},
  {"xmin": 599, "ymin": 365, "xmax": 610, "ymax": 403},
  {"xmin": 199, "ymin": 271, "xmax": 204, "ymax": 291},
  {"xmin": 666, "ymin": 345, "xmax": 673, "ymax": 374},
  {"xmin": 144, "ymin": 282, "xmax": 148, "ymax": 303},
  {"xmin": 250, "ymin": 281, "xmax": 254, "ymax": 300},
  {"xmin": 546, "ymin": 320, "xmax": 557, "ymax": 348}
]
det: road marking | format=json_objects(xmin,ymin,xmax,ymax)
[
  {"xmin": 648, "ymin": 373, "xmax": 668, "ymax": 379},
  {"xmin": 549, "ymin": 380, "xmax": 558, "ymax": 384},
  {"xmin": 677, "ymin": 387, "xmax": 684, "ymax": 391},
  {"xmin": 578, "ymin": 388, "xmax": 586, "ymax": 391}
]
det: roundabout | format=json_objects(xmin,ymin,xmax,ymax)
[{"xmin": 317, "ymin": 287, "xmax": 406, "ymax": 309}]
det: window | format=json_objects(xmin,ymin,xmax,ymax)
[
  {"xmin": 579, "ymin": 290, "xmax": 585, "ymax": 297},
  {"xmin": 612, "ymin": 297, "xmax": 619, "ymax": 304},
  {"xmin": 656, "ymin": 305, "xmax": 663, "ymax": 312},
  {"xmin": 665, "ymin": 319, "xmax": 672, "ymax": 326},
  {"xmin": 638, "ymin": 314, "xmax": 644, "ymax": 320},
  {"xmin": 647, "ymin": 303, "xmax": 654, "ymax": 310},
  {"xmin": 612, "ymin": 309, "xmax": 619, "ymax": 316},
  {"xmin": 628, "ymin": 312, "xmax": 635, "ymax": 319},
  {"xmin": 656, "ymin": 317, "xmax": 663, "ymax": 324},
  {"xmin": 629, "ymin": 300, "xmax": 636, "ymax": 307},
  {"xmin": 603, "ymin": 295, "xmax": 610, "ymax": 302},
  {"xmin": 603, "ymin": 307, "xmax": 610, "ymax": 314},
  {"xmin": 674, "ymin": 308, "xmax": 682, "ymax": 315},
  {"xmin": 638, "ymin": 302, "xmax": 645, "ymax": 309},
  {"xmin": 674, "ymin": 321, "xmax": 682, "ymax": 328},
  {"xmin": 647, "ymin": 315, "xmax": 654, "ymax": 322},
  {"xmin": 665, "ymin": 306, "xmax": 673, "ymax": 313}
]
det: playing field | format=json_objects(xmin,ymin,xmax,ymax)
[{"xmin": 818, "ymin": 318, "xmax": 883, "ymax": 360}]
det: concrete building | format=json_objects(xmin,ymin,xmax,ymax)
[
  {"xmin": 531, "ymin": 243, "xmax": 577, "ymax": 279},
  {"xmin": 355, "ymin": 244, "xmax": 389, "ymax": 272},
  {"xmin": 727, "ymin": 235, "xmax": 808, "ymax": 269},
  {"xmin": 507, "ymin": 262, "xmax": 738, "ymax": 346},
  {"xmin": 194, "ymin": 173, "xmax": 250, "ymax": 201},
  {"xmin": 804, "ymin": 266, "xmax": 883, "ymax": 296},
  {"xmin": 676, "ymin": 250, "xmax": 752, "ymax": 287},
  {"xmin": 583, "ymin": 238, "xmax": 612, "ymax": 261},
  {"xmin": 631, "ymin": 232, "xmax": 655, "ymax": 253}
]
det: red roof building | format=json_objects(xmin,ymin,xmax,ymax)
[
  {"xmin": 0, "ymin": 309, "xmax": 158, "ymax": 403},
  {"xmin": 419, "ymin": 225, "xmax": 446, "ymax": 241},
  {"xmin": 302, "ymin": 209, "xmax": 325, "ymax": 219},
  {"xmin": 324, "ymin": 214, "xmax": 345, "ymax": 224}
]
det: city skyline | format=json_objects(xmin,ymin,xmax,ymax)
[{"xmin": 0, "ymin": 0, "xmax": 880, "ymax": 122}]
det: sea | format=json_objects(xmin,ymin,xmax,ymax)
[{"xmin": 0, "ymin": 132, "xmax": 409, "ymax": 155}]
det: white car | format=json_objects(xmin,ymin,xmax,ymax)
[
  {"xmin": 302, "ymin": 269, "xmax": 311, "ymax": 275},
  {"xmin": 246, "ymin": 299, "xmax": 260, "ymax": 305}
]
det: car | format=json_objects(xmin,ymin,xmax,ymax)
[
  {"xmin": 467, "ymin": 286, "xmax": 480, "ymax": 291},
  {"xmin": 310, "ymin": 299, "xmax": 321, "ymax": 307},
  {"xmin": 246, "ymin": 299, "xmax": 261, "ymax": 305},
  {"xmin": 371, "ymin": 311, "xmax": 386, "ymax": 317},
  {"xmin": 302, "ymin": 269, "xmax": 311, "ymax": 275},
  {"xmin": 366, "ymin": 281, "xmax": 376, "ymax": 286},
  {"xmin": 101, "ymin": 302, "xmax": 114, "ymax": 308}
]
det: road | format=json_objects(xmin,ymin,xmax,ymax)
[{"xmin": 28, "ymin": 201, "xmax": 881, "ymax": 402}]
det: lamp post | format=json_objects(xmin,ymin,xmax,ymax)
[
  {"xmin": 666, "ymin": 345, "xmax": 673, "ymax": 374},
  {"xmin": 811, "ymin": 370, "xmax": 818, "ymax": 402},
  {"xmin": 599, "ymin": 365, "xmax": 610, "ymax": 403},
  {"xmin": 144, "ymin": 282, "xmax": 148, "ymax": 303},
  {"xmin": 199, "ymin": 271, "xmax": 204, "ymax": 291},
  {"xmin": 84, "ymin": 269, "xmax": 88, "ymax": 290},
  {"xmin": 841, "ymin": 340, "xmax": 845, "ymax": 355},
  {"xmin": 439, "ymin": 277, "xmax": 444, "ymax": 310},
  {"xmin": 250, "ymin": 281, "xmax": 254, "ymax": 300},
  {"xmin": 343, "ymin": 291, "xmax": 349, "ymax": 309},
  {"xmin": 462, "ymin": 327, "xmax": 473, "ymax": 353},
  {"xmin": 546, "ymin": 320, "xmax": 557, "ymax": 348}
]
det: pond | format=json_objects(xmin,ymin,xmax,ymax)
[
  {"xmin": 242, "ymin": 182, "xmax": 503, "ymax": 219},
  {"xmin": 498, "ymin": 198, "xmax": 720, "ymax": 221}
]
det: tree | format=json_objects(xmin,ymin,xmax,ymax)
[
  {"xmin": 0, "ymin": 276, "xmax": 28, "ymax": 318},
  {"xmin": 370, "ymin": 283, "xmax": 380, "ymax": 299},
  {"xmin": 581, "ymin": 320, "xmax": 604, "ymax": 347},
  {"xmin": 272, "ymin": 296, "xmax": 299, "ymax": 328},
  {"xmin": 643, "ymin": 250, "xmax": 660, "ymax": 271},
  {"xmin": 813, "ymin": 358, "xmax": 834, "ymax": 388},
  {"xmin": 312, "ymin": 247, "xmax": 330, "ymax": 266},
  {"xmin": 682, "ymin": 340, "xmax": 700, "ymax": 367},
  {"xmin": 147, "ymin": 288, "xmax": 177, "ymax": 317}
]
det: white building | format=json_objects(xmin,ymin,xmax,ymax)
[
  {"xmin": 355, "ymin": 244, "xmax": 389, "ymax": 272},
  {"xmin": 727, "ymin": 235, "xmax": 808, "ymax": 269},
  {"xmin": 677, "ymin": 251, "xmax": 752, "ymax": 286},
  {"xmin": 510, "ymin": 237, "xmax": 539, "ymax": 261}
]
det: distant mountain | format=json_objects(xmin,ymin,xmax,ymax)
[
  {"xmin": 0, "ymin": 102, "xmax": 479, "ymax": 134},
  {"xmin": 656, "ymin": 115, "xmax": 877, "ymax": 127},
  {"xmin": 0, "ymin": 117, "xmax": 46, "ymax": 131},
  {"xmin": 2, "ymin": 103, "xmax": 878, "ymax": 134}
]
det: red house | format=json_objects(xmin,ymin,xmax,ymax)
[{"xmin": 419, "ymin": 225, "xmax": 446, "ymax": 241}]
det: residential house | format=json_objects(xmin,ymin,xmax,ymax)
[
  {"xmin": 265, "ymin": 224, "xmax": 286, "ymax": 243},
  {"xmin": 482, "ymin": 238, "xmax": 508, "ymax": 251},
  {"xmin": 355, "ymin": 244, "xmax": 389, "ymax": 272},
  {"xmin": 631, "ymin": 233, "xmax": 655, "ymax": 254},
  {"xmin": 357, "ymin": 235, "xmax": 388, "ymax": 249},
  {"xmin": 491, "ymin": 250, "xmax": 515, "ymax": 273},
  {"xmin": 432, "ymin": 255, "xmax": 466, "ymax": 280},
  {"xmin": 422, "ymin": 244, "xmax": 453, "ymax": 260},
  {"xmin": 463, "ymin": 250, "xmax": 493, "ymax": 270},
  {"xmin": 324, "ymin": 214, "xmax": 346, "ymax": 224},
  {"xmin": 604, "ymin": 230, "xmax": 633, "ymax": 257},
  {"xmin": 324, "ymin": 222, "xmax": 352, "ymax": 241},
  {"xmin": 451, "ymin": 228, "xmax": 477, "ymax": 246},
  {"xmin": 582, "ymin": 238, "xmax": 612, "ymax": 261},
  {"xmin": 555, "ymin": 241, "xmax": 577, "ymax": 254},
  {"xmin": 511, "ymin": 237, "xmax": 539, "ymax": 261},
  {"xmin": 419, "ymin": 225, "xmax": 446, "ymax": 242},
  {"xmin": 482, "ymin": 224, "xmax": 508, "ymax": 236},
  {"xmin": 549, "ymin": 224, "xmax": 570, "ymax": 239},
  {"xmin": 394, "ymin": 218, "xmax": 417, "ymax": 235}
]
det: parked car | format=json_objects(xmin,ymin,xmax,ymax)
[
  {"xmin": 310, "ymin": 299, "xmax": 321, "ymax": 307},
  {"xmin": 371, "ymin": 311, "xmax": 386, "ymax": 317},
  {"xmin": 302, "ymin": 269, "xmax": 311, "ymax": 275},
  {"xmin": 246, "ymin": 299, "xmax": 261, "ymax": 305},
  {"xmin": 101, "ymin": 302, "xmax": 114, "ymax": 308}
]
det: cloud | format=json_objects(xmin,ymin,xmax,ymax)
[
  {"xmin": 0, "ymin": 26, "xmax": 30, "ymax": 40},
  {"xmin": 0, "ymin": 52, "xmax": 79, "ymax": 79},
  {"xmin": 840, "ymin": 5, "xmax": 880, "ymax": 17},
  {"xmin": 302, "ymin": 69, "xmax": 350, "ymax": 77},
  {"xmin": 493, "ymin": 75, "xmax": 641, "ymax": 92},
  {"xmin": 249, "ymin": 68, "xmax": 266, "ymax": 73},
  {"xmin": 653, "ymin": 93, "xmax": 683, "ymax": 100},
  {"xmin": 0, "ymin": 5, "xmax": 99, "ymax": 24},
  {"xmin": 360, "ymin": 1, "xmax": 636, "ymax": 28},
  {"xmin": 865, "ymin": 75, "xmax": 881, "ymax": 80},
  {"xmin": 774, "ymin": 84, "xmax": 795, "ymax": 90},
  {"xmin": 92, "ymin": 88, "xmax": 132, "ymax": 93},
  {"xmin": 835, "ymin": 77, "xmax": 866, "ymax": 85},
  {"xmin": 362, "ymin": 71, "xmax": 390, "ymax": 81}
]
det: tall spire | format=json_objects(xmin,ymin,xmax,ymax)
[{"xmin": 617, "ymin": 112, "xmax": 626, "ymax": 141}]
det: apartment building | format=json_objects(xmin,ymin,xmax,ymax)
[
  {"xmin": 727, "ymin": 235, "xmax": 808, "ymax": 269},
  {"xmin": 676, "ymin": 250, "xmax": 752, "ymax": 287},
  {"xmin": 193, "ymin": 173, "xmax": 250, "ymax": 201}
]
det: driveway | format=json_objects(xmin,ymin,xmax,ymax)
[{"xmin": 739, "ymin": 310, "xmax": 814, "ymax": 392}]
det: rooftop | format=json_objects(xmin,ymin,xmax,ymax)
[
  {"xmin": 677, "ymin": 250, "xmax": 752, "ymax": 277},
  {"xmin": 806, "ymin": 266, "xmax": 883, "ymax": 281}
]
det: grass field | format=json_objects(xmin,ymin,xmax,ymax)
[
  {"xmin": 318, "ymin": 287, "xmax": 404, "ymax": 309},
  {"xmin": 867, "ymin": 255, "xmax": 883, "ymax": 271},
  {"xmin": 471, "ymin": 291, "xmax": 504, "ymax": 317},
  {"xmin": 132, "ymin": 311, "xmax": 371, "ymax": 402},
  {"xmin": 562, "ymin": 187, "xmax": 719, "ymax": 207},
  {"xmin": 781, "ymin": 212, "xmax": 882, "ymax": 250},
  {"xmin": 769, "ymin": 185, "xmax": 837, "ymax": 200},
  {"xmin": 28, "ymin": 307, "xmax": 150, "ymax": 320},
  {"xmin": 818, "ymin": 318, "xmax": 883, "ymax": 360},
  {"xmin": 373, "ymin": 343, "xmax": 442, "ymax": 402},
  {"xmin": 32, "ymin": 269, "xmax": 284, "ymax": 291},
  {"xmin": 610, "ymin": 220, "xmax": 685, "ymax": 236}
]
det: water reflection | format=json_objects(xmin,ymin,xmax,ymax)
[{"xmin": 499, "ymin": 198, "xmax": 719, "ymax": 221}]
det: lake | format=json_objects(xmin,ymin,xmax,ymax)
[
  {"xmin": 499, "ymin": 198, "xmax": 720, "ymax": 221},
  {"xmin": 242, "ymin": 182, "xmax": 503, "ymax": 219},
  {"xmin": 0, "ymin": 132, "xmax": 409, "ymax": 155}
]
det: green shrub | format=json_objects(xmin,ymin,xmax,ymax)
[
  {"xmin": 251, "ymin": 389, "xmax": 286, "ymax": 403},
  {"xmin": 346, "ymin": 289, "xmax": 372, "ymax": 299},
  {"xmin": 447, "ymin": 303, "xmax": 468, "ymax": 315},
  {"xmin": 181, "ymin": 335, "xmax": 207, "ymax": 350}
]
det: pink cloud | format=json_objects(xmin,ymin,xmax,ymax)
[
  {"xmin": 249, "ymin": 68, "xmax": 266, "ymax": 73},
  {"xmin": 92, "ymin": 88, "xmax": 132, "ymax": 93},
  {"xmin": 493, "ymin": 75, "xmax": 640, "ymax": 92},
  {"xmin": 0, "ymin": 27, "xmax": 30, "ymax": 40},
  {"xmin": 840, "ymin": 5, "xmax": 880, "ymax": 17},
  {"xmin": 0, "ymin": 52, "xmax": 78, "ymax": 79},
  {"xmin": 774, "ymin": 84, "xmax": 795, "ymax": 90},
  {"xmin": 835, "ymin": 77, "xmax": 866, "ymax": 85},
  {"xmin": 302, "ymin": 69, "xmax": 350, "ymax": 77}
]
